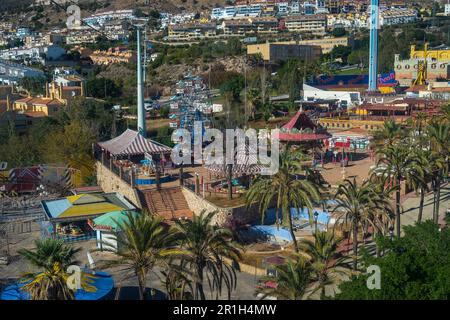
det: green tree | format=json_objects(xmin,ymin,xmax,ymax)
[
  {"xmin": 335, "ymin": 221, "xmax": 450, "ymax": 300},
  {"xmin": 174, "ymin": 211, "xmax": 242, "ymax": 300},
  {"xmin": 255, "ymin": 256, "xmax": 314, "ymax": 300},
  {"xmin": 426, "ymin": 119, "xmax": 449, "ymax": 223},
  {"xmin": 18, "ymin": 239, "xmax": 93, "ymax": 300},
  {"xmin": 18, "ymin": 76, "xmax": 47, "ymax": 96},
  {"xmin": 86, "ymin": 77, "xmax": 122, "ymax": 99},
  {"xmin": 372, "ymin": 119, "xmax": 403, "ymax": 149},
  {"xmin": 19, "ymin": 238, "xmax": 80, "ymax": 271},
  {"xmin": 334, "ymin": 179, "xmax": 392, "ymax": 270},
  {"xmin": 374, "ymin": 143, "xmax": 423, "ymax": 237},
  {"xmin": 101, "ymin": 213, "xmax": 181, "ymax": 300},
  {"xmin": 42, "ymin": 120, "xmax": 97, "ymax": 184},
  {"xmin": 220, "ymin": 75, "xmax": 245, "ymax": 102},
  {"xmin": 299, "ymin": 231, "xmax": 349, "ymax": 298},
  {"xmin": 246, "ymin": 150, "xmax": 321, "ymax": 253}
]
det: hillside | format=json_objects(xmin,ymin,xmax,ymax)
[{"xmin": 0, "ymin": 0, "xmax": 230, "ymax": 29}]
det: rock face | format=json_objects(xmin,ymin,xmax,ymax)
[{"xmin": 153, "ymin": 56, "xmax": 250, "ymax": 91}]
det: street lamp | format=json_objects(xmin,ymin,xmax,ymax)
[
  {"xmin": 314, "ymin": 211, "xmax": 319, "ymax": 234},
  {"xmin": 389, "ymin": 226, "xmax": 394, "ymax": 241}
]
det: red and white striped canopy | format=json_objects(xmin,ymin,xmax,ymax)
[
  {"xmin": 204, "ymin": 144, "xmax": 268, "ymax": 176},
  {"xmin": 98, "ymin": 129, "xmax": 172, "ymax": 156}
]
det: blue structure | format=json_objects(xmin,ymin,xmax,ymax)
[
  {"xmin": 264, "ymin": 207, "xmax": 330, "ymax": 226},
  {"xmin": 249, "ymin": 225, "xmax": 293, "ymax": 242},
  {"xmin": 309, "ymin": 72, "xmax": 397, "ymax": 88},
  {"xmin": 1, "ymin": 271, "xmax": 114, "ymax": 300},
  {"xmin": 368, "ymin": 0, "xmax": 380, "ymax": 92}
]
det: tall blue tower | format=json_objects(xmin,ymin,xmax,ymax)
[{"xmin": 368, "ymin": 0, "xmax": 380, "ymax": 93}]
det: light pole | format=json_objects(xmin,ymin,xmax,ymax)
[{"xmin": 314, "ymin": 211, "xmax": 319, "ymax": 234}]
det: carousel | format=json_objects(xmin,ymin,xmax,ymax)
[
  {"xmin": 273, "ymin": 108, "xmax": 330, "ymax": 144},
  {"xmin": 203, "ymin": 144, "xmax": 269, "ymax": 198}
]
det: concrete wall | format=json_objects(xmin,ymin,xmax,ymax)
[
  {"xmin": 181, "ymin": 187, "xmax": 260, "ymax": 226},
  {"xmin": 96, "ymin": 161, "xmax": 142, "ymax": 209}
]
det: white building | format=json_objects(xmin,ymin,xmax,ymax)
[
  {"xmin": 290, "ymin": 1, "xmax": 301, "ymax": 14},
  {"xmin": 83, "ymin": 10, "xmax": 135, "ymax": 27},
  {"xmin": 277, "ymin": 2, "xmax": 289, "ymax": 16},
  {"xmin": 380, "ymin": 8, "xmax": 418, "ymax": 26},
  {"xmin": 0, "ymin": 45, "xmax": 66, "ymax": 63},
  {"xmin": 302, "ymin": 84, "xmax": 362, "ymax": 109},
  {"xmin": 0, "ymin": 59, "xmax": 45, "ymax": 85},
  {"xmin": 444, "ymin": 3, "xmax": 450, "ymax": 16}
]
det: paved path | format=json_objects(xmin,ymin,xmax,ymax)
[{"xmin": 401, "ymin": 184, "xmax": 449, "ymax": 231}]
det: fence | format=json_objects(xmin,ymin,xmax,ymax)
[{"xmin": 182, "ymin": 177, "xmax": 243, "ymax": 198}]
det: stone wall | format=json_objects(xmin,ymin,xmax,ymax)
[
  {"xmin": 181, "ymin": 187, "xmax": 260, "ymax": 226},
  {"xmin": 96, "ymin": 162, "xmax": 142, "ymax": 209}
]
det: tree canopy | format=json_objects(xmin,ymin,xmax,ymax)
[{"xmin": 335, "ymin": 221, "xmax": 450, "ymax": 300}]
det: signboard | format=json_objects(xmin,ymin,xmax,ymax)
[
  {"xmin": 212, "ymin": 104, "xmax": 223, "ymax": 113},
  {"xmin": 309, "ymin": 72, "xmax": 397, "ymax": 87}
]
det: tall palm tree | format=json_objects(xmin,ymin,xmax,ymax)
[
  {"xmin": 246, "ymin": 150, "xmax": 321, "ymax": 253},
  {"xmin": 427, "ymin": 120, "xmax": 449, "ymax": 223},
  {"xmin": 299, "ymin": 231, "xmax": 349, "ymax": 298},
  {"xmin": 101, "ymin": 213, "xmax": 181, "ymax": 300},
  {"xmin": 255, "ymin": 256, "xmax": 314, "ymax": 300},
  {"xmin": 334, "ymin": 179, "xmax": 391, "ymax": 270},
  {"xmin": 161, "ymin": 260, "xmax": 193, "ymax": 300},
  {"xmin": 374, "ymin": 143, "xmax": 421, "ymax": 237},
  {"xmin": 174, "ymin": 211, "xmax": 242, "ymax": 300},
  {"xmin": 409, "ymin": 147, "xmax": 432, "ymax": 223},
  {"xmin": 19, "ymin": 239, "xmax": 84, "ymax": 300},
  {"xmin": 372, "ymin": 119, "xmax": 403, "ymax": 150}
]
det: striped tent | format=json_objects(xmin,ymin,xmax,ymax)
[
  {"xmin": 204, "ymin": 144, "xmax": 268, "ymax": 177},
  {"xmin": 98, "ymin": 129, "xmax": 172, "ymax": 156}
]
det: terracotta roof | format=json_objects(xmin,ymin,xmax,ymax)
[
  {"xmin": 15, "ymin": 97, "xmax": 34, "ymax": 103},
  {"xmin": 24, "ymin": 111, "xmax": 46, "ymax": 118}
]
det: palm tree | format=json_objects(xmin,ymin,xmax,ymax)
[
  {"xmin": 161, "ymin": 260, "xmax": 193, "ymax": 300},
  {"xmin": 427, "ymin": 120, "xmax": 449, "ymax": 223},
  {"xmin": 18, "ymin": 239, "xmax": 83, "ymax": 300},
  {"xmin": 247, "ymin": 87, "xmax": 260, "ymax": 121},
  {"xmin": 334, "ymin": 179, "xmax": 391, "ymax": 270},
  {"xmin": 19, "ymin": 238, "xmax": 81, "ymax": 271},
  {"xmin": 374, "ymin": 143, "xmax": 421, "ymax": 237},
  {"xmin": 101, "ymin": 213, "xmax": 181, "ymax": 300},
  {"xmin": 174, "ymin": 211, "xmax": 242, "ymax": 300},
  {"xmin": 255, "ymin": 256, "xmax": 314, "ymax": 300},
  {"xmin": 372, "ymin": 119, "xmax": 403, "ymax": 149},
  {"xmin": 409, "ymin": 147, "xmax": 432, "ymax": 223},
  {"xmin": 246, "ymin": 150, "xmax": 320, "ymax": 253},
  {"xmin": 21, "ymin": 262, "xmax": 76, "ymax": 300},
  {"xmin": 299, "ymin": 231, "xmax": 349, "ymax": 298}
]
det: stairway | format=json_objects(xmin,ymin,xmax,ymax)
[{"xmin": 140, "ymin": 187, "xmax": 192, "ymax": 222}]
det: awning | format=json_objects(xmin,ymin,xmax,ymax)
[
  {"xmin": 90, "ymin": 210, "xmax": 140, "ymax": 232},
  {"xmin": 98, "ymin": 129, "xmax": 172, "ymax": 156}
]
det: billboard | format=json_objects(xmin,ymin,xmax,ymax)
[{"xmin": 308, "ymin": 72, "xmax": 397, "ymax": 87}]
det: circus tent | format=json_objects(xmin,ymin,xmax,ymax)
[{"xmin": 98, "ymin": 129, "xmax": 172, "ymax": 157}]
